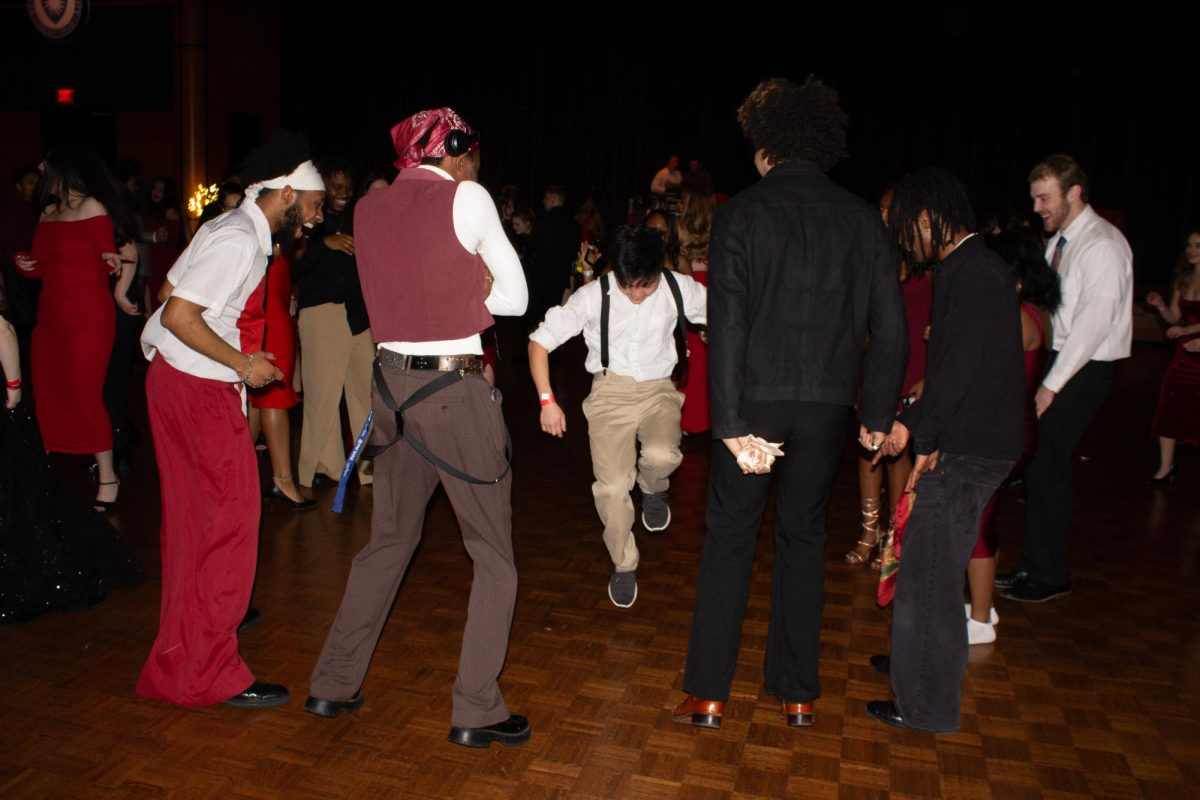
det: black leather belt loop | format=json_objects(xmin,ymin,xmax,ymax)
[
  {"xmin": 363, "ymin": 357, "xmax": 512, "ymax": 485},
  {"xmin": 376, "ymin": 348, "xmax": 482, "ymax": 373}
]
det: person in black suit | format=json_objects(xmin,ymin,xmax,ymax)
[
  {"xmin": 523, "ymin": 185, "xmax": 580, "ymax": 330},
  {"xmin": 672, "ymin": 77, "xmax": 907, "ymax": 730}
]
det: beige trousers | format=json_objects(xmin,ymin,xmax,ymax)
[
  {"xmin": 580, "ymin": 372, "xmax": 684, "ymax": 572},
  {"xmin": 297, "ymin": 303, "xmax": 374, "ymax": 487}
]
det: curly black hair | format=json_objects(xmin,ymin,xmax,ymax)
[{"xmin": 735, "ymin": 77, "xmax": 848, "ymax": 172}]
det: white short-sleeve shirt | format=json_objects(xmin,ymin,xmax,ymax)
[{"xmin": 140, "ymin": 202, "xmax": 273, "ymax": 381}]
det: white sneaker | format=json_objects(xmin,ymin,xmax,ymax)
[
  {"xmin": 967, "ymin": 618, "xmax": 996, "ymax": 645},
  {"xmin": 964, "ymin": 603, "xmax": 999, "ymax": 625}
]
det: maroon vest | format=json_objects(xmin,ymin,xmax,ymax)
[{"xmin": 355, "ymin": 168, "xmax": 494, "ymax": 344}]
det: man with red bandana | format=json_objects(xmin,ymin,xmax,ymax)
[{"xmin": 304, "ymin": 108, "xmax": 531, "ymax": 749}]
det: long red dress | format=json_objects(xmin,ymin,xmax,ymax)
[
  {"xmin": 680, "ymin": 266, "xmax": 709, "ymax": 434},
  {"xmin": 249, "ymin": 249, "xmax": 300, "ymax": 409},
  {"xmin": 1150, "ymin": 297, "xmax": 1200, "ymax": 445},
  {"xmin": 25, "ymin": 215, "xmax": 116, "ymax": 454}
]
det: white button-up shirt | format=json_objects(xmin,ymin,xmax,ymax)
[
  {"xmin": 530, "ymin": 273, "xmax": 707, "ymax": 381},
  {"xmin": 1042, "ymin": 205, "xmax": 1133, "ymax": 393}
]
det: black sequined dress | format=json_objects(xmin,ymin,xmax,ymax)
[{"xmin": 1, "ymin": 323, "xmax": 145, "ymax": 624}]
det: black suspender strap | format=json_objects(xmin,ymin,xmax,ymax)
[
  {"xmin": 662, "ymin": 270, "xmax": 691, "ymax": 389},
  {"xmin": 600, "ymin": 273, "xmax": 610, "ymax": 374},
  {"xmin": 599, "ymin": 270, "xmax": 690, "ymax": 387},
  {"xmin": 362, "ymin": 359, "xmax": 513, "ymax": 485}
]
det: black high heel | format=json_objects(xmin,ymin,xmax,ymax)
[
  {"xmin": 1146, "ymin": 466, "xmax": 1176, "ymax": 487},
  {"xmin": 94, "ymin": 479, "xmax": 120, "ymax": 512},
  {"xmin": 268, "ymin": 476, "xmax": 315, "ymax": 510}
]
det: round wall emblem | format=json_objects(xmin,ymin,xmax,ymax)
[{"xmin": 28, "ymin": 0, "xmax": 89, "ymax": 41}]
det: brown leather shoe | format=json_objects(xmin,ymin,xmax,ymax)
[
  {"xmin": 781, "ymin": 701, "xmax": 814, "ymax": 727},
  {"xmin": 671, "ymin": 696, "xmax": 723, "ymax": 729}
]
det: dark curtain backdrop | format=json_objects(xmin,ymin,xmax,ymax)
[{"xmin": 281, "ymin": 11, "xmax": 1200, "ymax": 282}]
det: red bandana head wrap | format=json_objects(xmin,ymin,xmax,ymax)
[{"xmin": 390, "ymin": 107, "xmax": 477, "ymax": 170}]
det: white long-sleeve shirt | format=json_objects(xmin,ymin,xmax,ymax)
[{"xmin": 1042, "ymin": 205, "xmax": 1133, "ymax": 393}]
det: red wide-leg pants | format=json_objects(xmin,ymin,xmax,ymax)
[{"xmin": 137, "ymin": 356, "xmax": 258, "ymax": 706}]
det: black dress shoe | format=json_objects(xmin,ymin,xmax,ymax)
[
  {"xmin": 447, "ymin": 714, "xmax": 531, "ymax": 748},
  {"xmin": 865, "ymin": 700, "xmax": 909, "ymax": 729},
  {"xmin": 308, "ymin": 474, "xmax": 338, "ymax": 489},
  {"xmin": 304, "ymin": 692, "xmax": 364, "ymax": 718},
  {"xmin": 268, "ymin": 484, "xmax": 316, "ymax": 510},
  {"xmin": 1001, "ymin": 578, "xmax": 1071, "ymax": 603},
  {"xmin": 869, "ymin": 654, "xmax": 891, "ymax": 676},
  {"xmin": 993, "ymin": 567, "xmax": 1029, "ymax": 589},
  {"xmin": 238, "ymin": 607, "xmax": 263, "ymax": 632},
  {"xmin": 224, "ymin": 681, "xmax": 291, "ymax": 708}
]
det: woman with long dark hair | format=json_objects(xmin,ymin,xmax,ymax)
[
  {"xmin": 1146, "ymin": 227, "xmax": 1200, "ymax": 484},
  {"xmin": 965, "ymin": 231, "xmax": 1061, "ymax": 644},
  {"xmin": 12, "ymin": 146, "xmax": 138, "ymax": 510}
]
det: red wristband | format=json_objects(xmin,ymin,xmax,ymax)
[
  {"xmin": 6, "ymin": 378, "xmax": 20, "ymax": 389},
  {"xmin": 539, "ymin": 393, "xmax": 556, "ymax": 407}
]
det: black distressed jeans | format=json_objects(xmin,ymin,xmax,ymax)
[{"xmin": 890, "ymin": 451, "xmax": 1014, "ymax": 732}]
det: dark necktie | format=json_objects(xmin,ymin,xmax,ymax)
[{"xmin": 1050, "ymin": 235, "xmax": 1067, "ymax": 270}]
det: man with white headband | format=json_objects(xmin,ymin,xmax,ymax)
[
  {"xmin": 305, "ymin": 107, "xmax": 532, "ymax": 749},
  {"xmin": 137, "ymin": 130, "xmax": 325, "ymax": 709}
]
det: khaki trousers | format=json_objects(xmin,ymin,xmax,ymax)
[
  {"xmin": 581, "ymin": 372, "xmax": 684, "ymax": 572},
  {"xmin": 297, "ymin": 303, "xmax": 374, "ymax": 486}
]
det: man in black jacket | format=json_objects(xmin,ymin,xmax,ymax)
[{"xmin": 672, "ymin": 78, "xmax": 907, "ymax": 731}]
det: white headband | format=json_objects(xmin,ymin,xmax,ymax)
[{"xmin": 242, "ymin": 160, "xmax": 325, "ymax": 203}]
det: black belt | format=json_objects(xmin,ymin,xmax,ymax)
[
  {"xmin": 363, "ymin": 358, "xmax": 511, "ymax": 485},
  {"xmin": 376, "ymin": 349, "xmax": 482, "ymax": 373}
]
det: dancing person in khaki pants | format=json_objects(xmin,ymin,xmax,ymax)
[
  {"xmin": 529, "ymin": 226, "xmax": 707, "ymax": 609},
  {"xmin": 292, "ymin": 156, "xmax": 374, "ymax": 488}
]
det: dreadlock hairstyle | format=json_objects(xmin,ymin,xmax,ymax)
[
  {"xmin": 235, "ymin": 129, "xmax": 313, "ymax": 188},
  {"xmin": 987, "ymin": 230, "xmax": 1062, "ymax": 313},
  {"xmin": 887, "ymin": 167, "xmax": 977, "ymax": 271},
  {"xmin": 735, "ymin": 76, "xmax": 848, "ymax": 172}
]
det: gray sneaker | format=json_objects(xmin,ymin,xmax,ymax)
[
  {"xmin": 608, "ymin": 570, "xmax": 637, "ymax": 608},
  {"xmin": 641, "ymin": 491, "xmax": 671, "ymax": 532}
]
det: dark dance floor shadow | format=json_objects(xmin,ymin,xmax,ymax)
[{"xmin": 2, "ymin": 335, "xmax": 1198, "ymax": 798}]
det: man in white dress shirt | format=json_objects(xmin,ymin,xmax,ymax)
[
  {"xmin": 998, "ymin": 154, "xmax": 1133, "ymax": 603},
  {"xmin": 529, "ymin": 225, "xmax": 707, "ymax": 608}
]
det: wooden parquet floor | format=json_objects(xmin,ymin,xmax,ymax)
[{"xmin": 2, "ymin": 334, "xmax": 1199, "ymax": 799}]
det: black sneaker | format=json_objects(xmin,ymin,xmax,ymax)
[
  {"xmin": 993, "ymin": 568, "xmax": 1029, "ymax": 589},
  {"xmin": 608, "ymin": 570, "xmax": 637, "ymax": 608},
  {"xmin": 1001, "ymin": 578, "xmax": 1071, "ymax": 603},
  {"xmin": 641, "ymin": 491, "xmax": 671, "ymax": 532}
]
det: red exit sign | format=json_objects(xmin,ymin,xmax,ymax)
[{"xmin": 56, "ymin": 87, "xmax": 75, "ymax": 105}]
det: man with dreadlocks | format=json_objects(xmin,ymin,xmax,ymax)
[
  {"xmin": 865, "ymin": 167, "xmax": 1025, "ymax": 732},
  {"xmin": 137, "ymin": 130, "xmax": 325, "ymax": 708},
  {"xmin": 305, "ymin": 107, "xmax": 531, "ymax": 748},
  {"xmin": 672, "ymin": 77, "xmax": 907, "ymax": 731}
]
